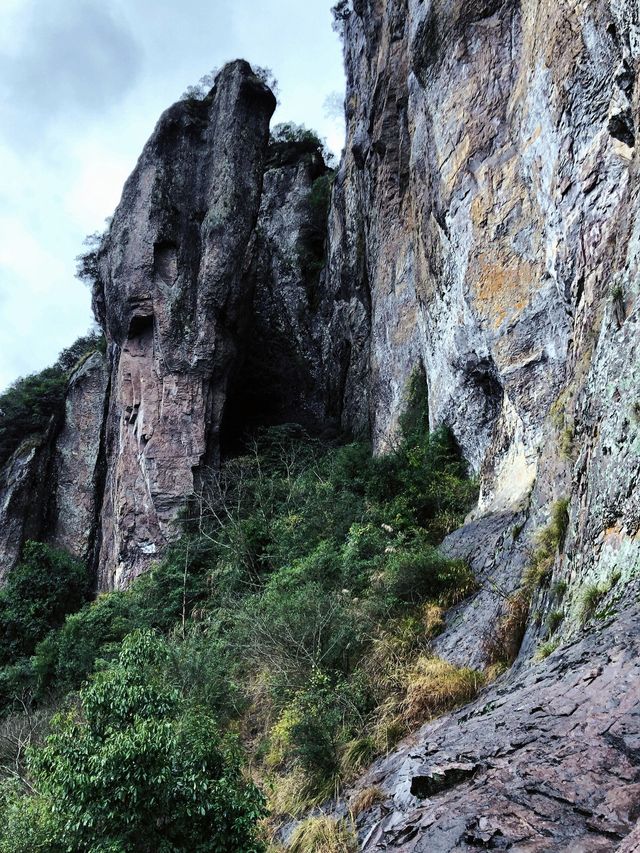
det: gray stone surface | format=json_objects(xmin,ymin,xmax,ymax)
[
  {"xmin": 93, "ymin": 61, "xmax": 277, "ymax": 588},
  {"xmin": 52, "ymin": 352, "xmax": 109, "ymax": 564},
  {"xmin": 0, "ymin": 431, "xmax": 55, "ymax": 580}
]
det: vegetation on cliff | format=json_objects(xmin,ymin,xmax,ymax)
[
  {"xmin": 0, "ymin": 379, "xmax": 479, "ymax": 849},
  {"xmin": 0, "ymin": 333, "xmax": 105, "ymax": 469}
]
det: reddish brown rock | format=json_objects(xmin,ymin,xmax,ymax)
[{"xmin": 93, "ymin": 61, "xmax": 276, "ymax": 588}]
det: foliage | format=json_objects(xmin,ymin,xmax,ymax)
[
  {"xmin": 270, "ymin": 122, "xmax": 323, "ymax": 148},
  {"xmin": 289, "ymin": 816, "xmax": 358, "ymax": 853},
  {"xmin": 546, "ymin": 610, "xmax": 564, "ymax": 634},
  {"xmin": 0, "ymin": 378, "xmax": 480, "ymax": 837},
  {"xmin": 0, "ymin": 543, "xmax": 87, "ymax": 669},
  {"xmin": 181, "ymin": 65, "xmax": 279, "ymax": 103},
  {"xmin": 579, "ymin": 584, "xmax": 606, "ymax": 624},
  {"xmin": 0, "ymin": 333, "xmax": 104, "ymax": 468},
  {"xmin": 1, "ymin": 631, "xmax": 266, "ymax": 853},
  {"xmin": 331, "ymin": 1, "xmax": 352, "ymax": 33},
  {"xmin": 298, "ymin": 173, "xmax": 334, "ymax": 285},
  {"xmin": 535, "ymin": 640, "xmax": 559, "ymax": 661},
  {"xmin": 32, "ymin": 589, "xmax": 140, "ymax": 698},
  {"xmin": 180, "ymin": 66, "xmax": 220, "ymax": 101}
]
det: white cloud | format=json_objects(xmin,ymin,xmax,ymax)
[{"xmin": 0, "ymin": 0, "xmax": 345, "ymax": 392}]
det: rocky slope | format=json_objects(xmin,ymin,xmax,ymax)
[
  {"xmin": 310, "ymin": 0, "xmax": 640, "ymax": 848},
  {"xmin": 0, "ymin": 1, "xmax": 638, "ymax": 848}
]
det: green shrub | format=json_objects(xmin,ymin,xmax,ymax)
[
  {"xmin": 32, "ymin": 589, "xmax": 139, "ymax": 697},
  {"xmin": 3, "ymin": 631, "xmax": 266, "ymax": 853},
  {"xmin": 383, "ymin": 546, "xmax": 474, "ymax": 606},
  {"xmin": 3, "ymin": 381, "xmax": 480, "ymax": 822},
  {"xmin": 0, "ymin": 542, "xmax": 88, "ymax": 666}
]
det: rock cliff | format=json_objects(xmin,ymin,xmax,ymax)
[
  {"xmin": 0, "ymin": 2, "xmax": 639, "ymax": 847},
  {"xmin": 313, "ymin": 0, "xmax": 640, "ymax": 848}
]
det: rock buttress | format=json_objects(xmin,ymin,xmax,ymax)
[
  {"xmin": 94, "ymin": 61, "xmax": 276, "ymax": 589},
  {"xmin": 325, "ymin": 0, "xmax": 638, "ymax": 512}
]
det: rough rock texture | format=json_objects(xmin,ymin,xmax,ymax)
[
  {"xmin": 312, "ymin": 1, "xmax": 640, "ymax": 849},
  {"xmin": 93, "ymin": 61, "xmax": 277, "ymax": 588},
  {"xmin": 222, "ymin": 141, "xmax": 332, "ymax": 444},
  {"xmin": 347, "ymin": 604, "xmax": 640, "ymax": 851},
  {"xmin": 0, "ymin": 7, "xmax": 638, "ymax": 844},
  {"xmin": 0, "ymin": 431, "xmax": 55, "ymax": 580},
  {"xmin": 325, "ymin": 0, "xmax": 638, "ymax": 513},
  {"xmin": 51, "ymin": 352, "xmax": 109, "ymax": 565}
]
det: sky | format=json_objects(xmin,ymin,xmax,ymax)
[{"xmin": 0, "ymin": 0, "xmax": 346, "ymax": 392}]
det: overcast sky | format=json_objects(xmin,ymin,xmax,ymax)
[{"xmin": 0, "ymin": 0, "xmax": 345, "ymax": 391}]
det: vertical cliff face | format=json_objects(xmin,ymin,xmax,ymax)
[
  {"xmin": 51, "ymin": 352, "xmax": 109, "ymax": 566},
  {"xmin": 222, "ymin": 141, "xmax": 332, "ymax": 443},
  {"xmin": 92, "ymin": 61, "xmax": 277, "ymax": 588},
  {"xmin": 326, "ymin": 0, "xmax": 638, "ymax": 511},
  {"xmin": 0, "ymin": 352, "xmax": 109, "ymax": 579},
  {"xmin": 0, "ymin": 432, "xmax": 54, "ymax": 581},
  {"xmin": 0, "ymin": 10, "xmax": 639, "ymax": 844},
  {"xmin": 319, "ymin": 2, "xmax": 640, "ymax": 848}
]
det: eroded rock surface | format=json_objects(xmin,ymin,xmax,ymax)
[
  {"xmin": 93, "ymin": 61, "xmax": 277, "ymax": 588},
  {"xmin": 346, "ymin": 604, "xmax": 640, "ymax": 851},
  {"xmin": 0, "ymin": 432, "xmax": 55, "ymax": 580},
  {"xmin": 312, "ymin": 2, "xmax": 640, "ymax": 849},
  {"xmin": 52, "ymin": 352, "xmax": 109, "ymax": 565},
  {"xmin": 325, "ymin": 0, "xmax": 639, "ymax": 514},
  {"xmin": 222, "ymin": 140, "xmax": 332, "ymax": 442}
]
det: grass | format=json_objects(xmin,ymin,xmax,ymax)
[
  {"xmin": 559, "ymin": 426, "xmax": 575, "ymax": 460},
  {"xmin": 349, "ymin": 786, "xmax": 386, "ymax": 818},
  {"xmin": 483, "ymin": 591, "xmax": 529, "ymax": 667},
  {"xmin": 340, "ymin": 737, "xmax": 378, "ymax": 779},
  {"xmin": 401, "ymin": 657, "xmax": 483, "ymax": 726},
  {"xmin": 485, "ymin": 500, "xmax": 571, "ymax": 667},
  {"xmin": 536, "ymin": 640, "xmax": 559, "ymax": 661},
  {"xmin": 288, "ymin": 817, "xmax": 358, "ymax": 853},
  {"xmin": 267, "ymin": 769, "xmax": 336, "ymax": 820},
  {"xmin": 579, "ymin": 571, "xmax": 621, "ymax": 624},
  {"xmin": 552, "ymin": 580, "xmax": 568, "ymax": 599},
  {"xmin": 546, "ymin": 610, "xmax": 564, "ymax": 634}
]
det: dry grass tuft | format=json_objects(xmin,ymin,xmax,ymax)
[
  {"xmin": 422, "ymin": 602, "xmax": 445, "ymax": 637},
  {"xmin": 288, "ymin": 816, "xmax": 358, "ymax": 853},
  {"xmin": 349, "ymin": 786, "xmax": 386, "ymax": 818},
  {"xmin": 401, "ymin": 656, "xmax": 483, "ymax": 726}
]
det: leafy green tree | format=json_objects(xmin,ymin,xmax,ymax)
[
  {"xmin": 3, "ymin": 631, "xmax": 266, "ymax": 853},
  {"xmin": 0, "ymin": 542, "xmax": 88, "ymax": 666}
]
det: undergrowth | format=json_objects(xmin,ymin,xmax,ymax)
[{"xmin": 0, "ymin": 374, "xmax": 481, "ymax": 848}]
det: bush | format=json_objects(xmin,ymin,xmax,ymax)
[
  {"xmin": 0, "ymin": 333, "xmax": 104, "ymax": 468},
  {"xmin": 0, "ymin": 542, "xmax": 88, "ymax": 667},
  {"xmin": 32, "ymin": 589, "xmax": 139, "ymax": 697},
  {"xmin": 3, "ymin": 381, "xmax": 480, "ymax": 828},
  {"xmin": 3, "ymin": 631, "xmax": 266, "ymax": 853},
  {"xmin": 383, "ymin": 545, "xmax": 475, "ymax": 606}
]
